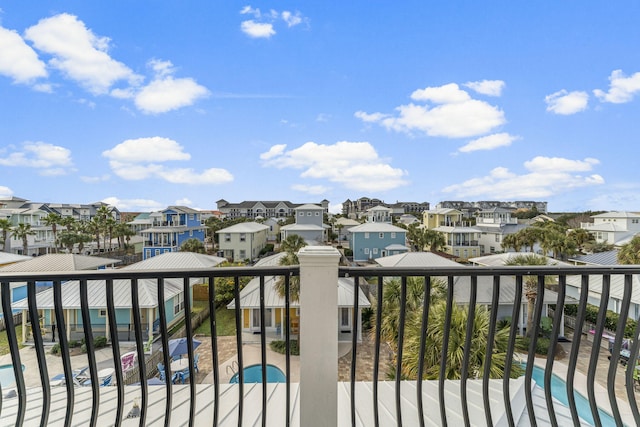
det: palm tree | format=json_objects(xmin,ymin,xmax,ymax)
[
  {"xmin": 618, "ymin": 235, "xmax": 640, "ymax": 265},
  {"xmin": 504, "ymin": 254, "xmax": 551, "ymax": 337},
  {"xmin": 12, "ymin": 223, "xmax": 36, "ymax": 255},
  {"xmin": 180, "ymin": 238, "xmax": 206, "ymax": 253},
  {"xmin": 0, "ymin": 218, "xmax": 12, "ymax": 252},
  {"xmin": 501, "ymin": 233, "xmax": 522, "ymax": 252},
  {"xmin": 400, "ymin": 301, "xmax": 521, "ymax": 380},
  {"xmin": 114, "ymin": 222, "xmax": 136, "ymax": 250},
  {"xmin": 43, "ymin": 212, "xmax": 62, "ymax": 253},
  {"xmin": 274, "ymin": 234, "xmax": 307, "ymax": 302}
]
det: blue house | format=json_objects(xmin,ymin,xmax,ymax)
[
  {"xmin": 348, "ymin": 222, "xmax": 408, "ymax": 262},
  {"xmin": 12, "ymin": 252, "xmax": 225, "ymax": 343},
  {"xmin": 140, "ymin": 206, "xmax": 206, "ymax": 260}
]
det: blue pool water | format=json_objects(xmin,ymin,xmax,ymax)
[
  {"xmin": 528, "ymin": 364, "xmax": 616, "ymax": 426},
  {"xmin": 0, "ymin": 364, "xmax": 25, "ymax": 388},
  {"xmin": 229, "ymin": 364, "xmax": 286, "ymax": 384}
]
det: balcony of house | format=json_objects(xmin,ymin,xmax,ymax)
[{"xmin": 1, "ymin": 249, "xmax": 640, "ymax": 426}]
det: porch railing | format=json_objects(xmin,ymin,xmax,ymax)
[{"xmin": 1, "ymin": 247, "xmax": 640, "ymax": 426}]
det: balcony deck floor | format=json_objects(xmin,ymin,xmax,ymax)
[{"xmin": 0, "ymin": 378, "xmax": 599, "ymax": 427}]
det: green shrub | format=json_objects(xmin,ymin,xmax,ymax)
[
  {"xmin": 81, "ymin": 343, "xmax": 87, "ymax": 353},
  {"xmin": 50, "ymin": 343, "xmax": 60, "ymax": 355},
  {"xmin": 94, "ymin": 336, "xmax": 108, "ymax": 348},
  {"xmin": 269, "ymin": 340, "xmax": 299, "ymax": 355},
  {"xmin": 344, "ymin": 248, "xmax": 353, "ymax": 257},
  {"xmin": 68, "ymin": 340, "xmax": 80, "ymax": 348}
]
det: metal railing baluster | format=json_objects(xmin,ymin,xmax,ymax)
[
  {"xmin": 482, "ymin": 275, "xmax": 500, "ymax": 427},
  {"xmin": 416, "ymin": 275, "xmax": 431, "ymax": 427},
  {"xmin": 79, "ymin": 278, "xmax": 99, "ymax": 427},
  {"xmin": 27, "ymin": 280, "xmax": 50, "ymax": 425},
  {"xmin": 460, "ymin": 275, "xmax": 477, "ymax": 427}
]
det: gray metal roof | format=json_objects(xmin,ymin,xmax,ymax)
[
  {"xmin": 348, "ymin": 223, "xmax": 406, "ymax": 233},
  {"xmin": 0, "ymin": 253, "xmax": 32, "ymax": 266},
  {"xmin": 468, "ymin": 252, "xmax": 574, "ymax": 268},
  {"xmin": 569, "ymin": 250, "xmax": 619, "ymax": 266},
  {"xmin": 0, "ymin": 254, "xmax": 121, "ymax": 272}
]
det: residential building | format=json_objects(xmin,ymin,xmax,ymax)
[
  {"xmin": 11, "ymin": 252, "xmax": 225, "ymax": 343},
  {"xmin": 280, "ymin": 203, "xmax": 327, "ymax": 243},
  {"xmin": 140, "ymin": 206, "xmax": 206, "ymax": 260},
  {"xmin": 422, "ymin": 208, "xmax": 482, "ymax": 259},
  {"xmin": 217, "ymin": 221, "xmax": 269, "ymax": 262},
  {"xmin": 333, "ymin": 217, "xmax": 360, "ymax": 242},
  {"xmin": 342, "ymin": 197, "xmax": 429, "ymax": 219},
  {"xmin": 348, "ymin": 222, "xmax": 408, "ymax": 262},
  {"xmin": 580, "ymin": 211, "xmax": 640, "ymax": 246},
  {"xmin": 437, "ymin": 200, "xmax": 547, "ymax": 218},
  {"xmin": 227, "ymin": 252, "xmax": 370, "ymax": 342},
  {"xmin": 365, "ymin": 205, "xmax": 393, "ymax": 223},
  {"xmin": 474, "ymin": 207, "xmax": 528, "ymax": 254},
  {"xmin": 216, "ymin": 199, "xmax": 329, "ymax": 220}
]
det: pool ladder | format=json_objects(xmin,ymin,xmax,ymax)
[{"xmin": 226, "ymin": 361, "xmax": 239, "ymax": 377}]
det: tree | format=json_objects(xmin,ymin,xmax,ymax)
[
  {"xmin": 501, "ymin": 233, "xmax": 522, "ymax": 252},
  {"xmin": 400, "ymin": 301, "xmax": 521, "ymax": 380},
  {"xmin": 618, "ymin": 235, "xmax": 640, "ymax": 265},
  {"xmin": 12, "ymin": 223, "xmax": 35, "ymax": 255},
  {"xmin": 43, "ymin": 213, "xmax": 62, "ymax": 253},
  {"xmin": 504, "ymin": 254, "xmax": 551, "ymax": 337},
  {"xmin": 180, "ymin": 238, "xmax": 206, "ymax": 253},
  {"xmin": 406, "ymin": 224, "xmax": 446, "ymax": 252},
  {"xmin": 274, "ymin": 234, "xmax": 307, "ymax": 302},
  {"xmin": 114, "ymin": 222, "xmax": 136, "ymax": 250},
  {"xmin": 0, "ymin": 218, "xmax": 12, "ymax": 252},
  {"xmin": 567, "ymin": 228, "xmax": 594, "ymax": 253}
]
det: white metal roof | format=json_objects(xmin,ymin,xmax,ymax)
[
  {"xmin": 0, "ymin": 254, "xmax": 121, "ymax": 272},
  {"xmin": 227, "ymin": 277, "xmax": 370, "ymax": 309},
  {"xmin": 374, "ymin": 252, "xmax": 457, "ymax": 267},
  {"xmin": 216, "ymin": 222, "xmax": 269, "ymax": 234},
  {"xmin": 468, "ymin": 252, "xmax": 574, "ymax": 268},
  {"xmin": 0, "ymin": 253, "xmax": 32, "ymax": 266},
  {"xmin": 348, "ymin": 223, "xmax": 406, "ymax": 233},
  {"xmin": 121, "ymin": 252, "xmax": 226, "ymax": 270}
]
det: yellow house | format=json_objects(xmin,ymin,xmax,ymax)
[{"xmin": 422, "ymin": 208, "xmax": 482, "ymax": 260}]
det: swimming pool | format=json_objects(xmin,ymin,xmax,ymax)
[
  {"xmin": 229, "ymin": 364, "xmax": 286, "ymax": 384},
  {"xmin": 528, "ymin": 364, "xmax": 616, "ymax": 426},
  {"xmin": 0, "ymin": 364, "xmax": 25, "ymax": 388}
]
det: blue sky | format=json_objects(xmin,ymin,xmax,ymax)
[{"xmin": 1, "ymin": 2, "xmax": 640, "ymax": 214}]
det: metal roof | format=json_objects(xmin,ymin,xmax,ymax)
[
  {"xmin": 468, "ymin": 252, "xmax": 574, "ymax": 268},
  {"xmin": 348, "ymin": 223, "xmax": 406, "ymax": 233},
  {"xmin": 121, "ymin": 251, "xmax": 226, "ymax": 270},
  {"xmin": 216, "ymin": 222, "xmax": 269, "ymax": 233},
  {"xmin": 374, "ymin": 252, "xmax": 461, "ymax": 267},
  {"xmin": 569, "ymin": 250, "xmax": 619, "ymax": 266},
  {"xmin": 227, "ymin": 276, "xmax": 370, "ymax": 309},
  {"xmin": 0, "ymin": 254, "xmax": 121, "ymax": 272}
]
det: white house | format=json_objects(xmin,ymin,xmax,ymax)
[
  {"xmin": 217, "ymin": 221, "xmax": 269, "ymax": 262},
  {"xmin": 280, "ymin": 204, "xmax": 327, "ymax": 243},
  {"xmin": 580, "ymin": 211, "xmax": 640, "ymax": 246}
]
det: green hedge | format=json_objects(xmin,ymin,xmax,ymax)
[
  {"xmin": 269, "ymin": 340, "xmax": 299, "ymax": 355},
  {"xmin": 563, "ymin": 304, "xmax": 636, "ymax": 338}
]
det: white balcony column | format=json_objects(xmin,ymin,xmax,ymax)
[{"xmin": 298, "ymin": 246, "xmax": 340, "ymax": 427}]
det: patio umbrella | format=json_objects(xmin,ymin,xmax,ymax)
[{"xmin": 166, "ymin": 337, "xmax": 201, "ymax": 359}]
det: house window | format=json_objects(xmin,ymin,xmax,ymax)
[
  {"xmin": 98, "ymin": 309, "xmax": 107, "ymax": 318},
  {"xmin": 391, "ymin": 232, "xmax": 396, "ymax": 238},
  {"xmin": 364, "ymin": 248, "xmax": 370, "ymax": 254},
  {"xmin": 340, "ymin": 308, "xmax": 351, "ymax": 329},
  {"xmin": 315, "ymin": 212, "xmax": 320, "ymax": 216},
  {"xmin": 239, "ymin": 250, "xmax": 246, "ymax": 259},
  {"xmin": 155, "ymin": 249, "xmax": 160, "ymax": 256},
  {"xmin": 189, "ymin": 214, "xmax": 194, "ymax": 220},
  {"xmin": 240, "ymin": 233, "xmax": 246, "ymax": 242},
  {"xmin": 307, "ymin": 212, "xmax": 312, "ymax": 216},
  {"xmin": 189, "ymin": 230, "xmax": 193, "ymax": 237},
  {"xmin": 299, "ymin": 212, "xmax": 304, "ymax": 216},
  {"xmin": 373, "ymin": 248, "xmax": 378, "ymax": 254},
  {"xmin": 495, "ymin": 235, "xmax": 500, "ymax": 242},
  {"xmin": 364, "ymin": 233, "xmax": 369, "ymax": 239},
  {"xmin": 224, "ymin": 233, "xmax": 231, "ymax": 242},
  {"xmin": 379, "ymin": 233, "xmax": 384, "ymax": 239},
  {"xmin": 174, "ymin": 293, "xmax": 184, "ymax": 315}
]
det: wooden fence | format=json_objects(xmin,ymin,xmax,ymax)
[{"xmin": 0, "ymin": 312, "xmax": 22, "ymax": 332}]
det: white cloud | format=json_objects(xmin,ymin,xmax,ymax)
[
  {"xmin": 103, "ymin": 137, "xmax": 191, "ymax": 162},
  {"xmin": 464, "ymin": 80, "xmax": 505, "ymax": 97},
  {"xmin": 24, "ymin": 13, "xmax": 140, "ymax": 95},
  {"xmin": 291, "ymin": 184, "xmax": 329, "ymax": 195},
  {"xmin": 0, "ymin": 141, "xmax": 73, "ymax": 175},
  {"xmin": 102, "ymin": 137, "xmax": 233, "ymax": 185},
  {"xmin": 0, "ymin": 186, "xmax": 14, "ymax": 198},
  {"xmin": 358, "ymin": 83, "xmax": 506, "ymax": 138},
  {"xmin": 458, "ymin": 133, "xmax": 518, "ymax": 153},
  {"xmin": 261, "ymin": 140, "xmax": 408, "ymax": 192},
  {"xmin": 442, "ymin": 156, "xmax": 604, "ymax": 199},
  {"xmin": 241, "ymin": 20, "xmax": 276, "ymax": 38},
  {"xmin": 354, "ymin": 111, "xmax": 389, "ymax": 123},
  {"xmin": 80, "ymin": 174, "xmax": 110, "ymax": 183},
  {"xmin": 175, "ymin": 198, "xmax": 193, "ymax": 206},
  {"xmin": 282, "ymin": 11, "xmax": 303, "ymax": 27},
  {"xmin": 545, "ymin": 90, "xmax": 589, "ymax": 115},
  {"xmin": 239, "ymin": 6, "xmax": 306, "ymax": 38},
  {"xmin": 101, "ymin": 196, "xmax": 165, "ymax": 212},
  {"xmin": 0, "ymin": 26, "xmax": 47, "ymax": 83},
  {"xmin": 411, "ymin": 83, "xmax": 470, "ymax": 104},
  {"xmin": 135, "ymin": 76, "xmax": 209, "ymax": 114},
  {"xmin": 593, "ymin": 69, "xmax": 640, "ymax": 104},
  {"xmin": 259, "ymin": 144, "xmax": 286, "ymax": 160}
]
